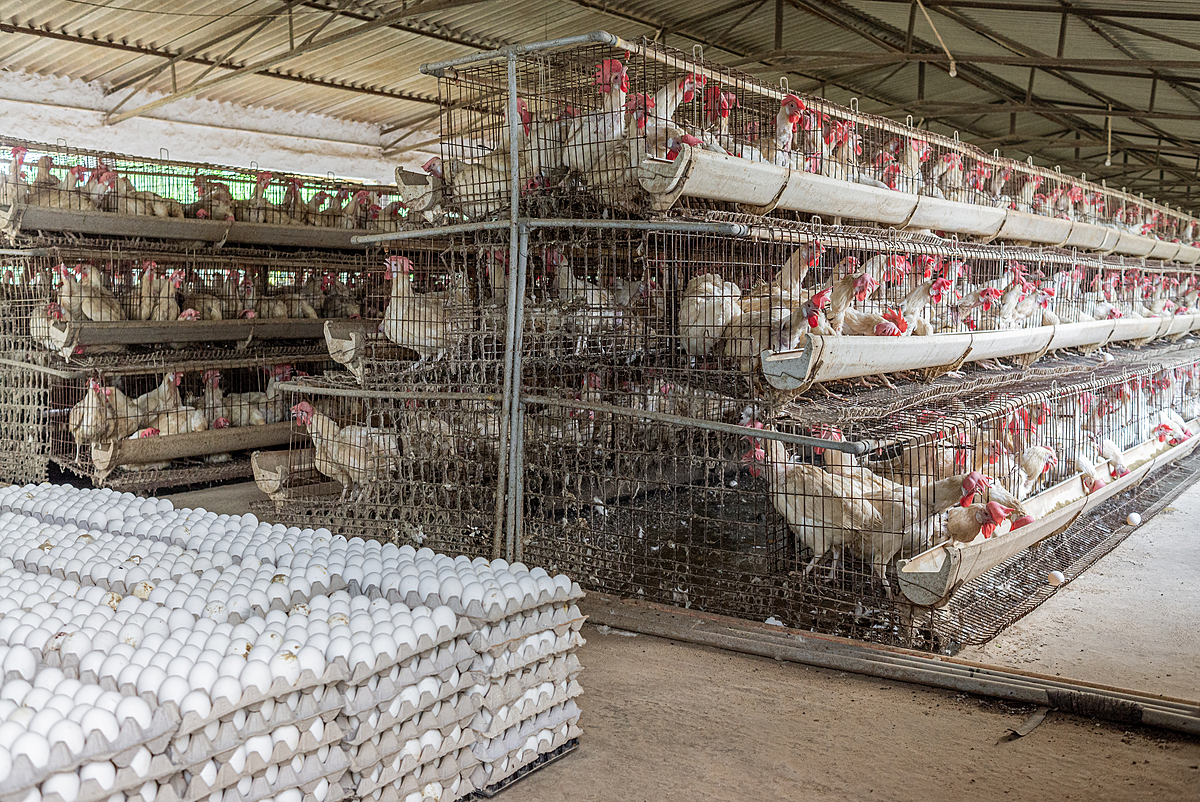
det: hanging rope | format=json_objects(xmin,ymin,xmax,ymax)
[{"xmin": 915, "ymin": 0, "xmax": 958, "ymax": 78}]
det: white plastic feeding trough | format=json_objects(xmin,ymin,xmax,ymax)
[
  {"xmin": 1176, "ymin": 244, "xmax": 1200, "ymax": 265},
  {"xmin": 759, "ymin": 314, "xmax": 1200, "ymax": 392},
  {"xmin": 907, "ymin": 195, "xmax": 1007, "ymax": 237},
  {"xmin": 637, "ymin": 146, "xmax": 1194, "ymax": 257},
  {"xmin": 1062, "ymin": 222, "xmax": 1120, "ymax": 252},
  {"xmin": 897, "ymin": 418, "xmax": 1200, "ymax": 608}
]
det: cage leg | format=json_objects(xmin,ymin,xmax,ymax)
[{"xmin": 826, "ymin": 547, "xmax": 841, "ymax": 581}]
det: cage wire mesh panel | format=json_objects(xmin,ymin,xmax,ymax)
[
  {"xmin": 0, "ymin": 137, "xmax": 409, "ymax": 232},
  {"xmin": 422, "ymin": 36, "xmax": 1200, "ymax": 254},
  {"xmin": 10, "ymin": 351, "xmax": 332, "ymax": 492},
  {"xmin": 0, "ymin": 237, "xmax": 377, "ymax": 362}
]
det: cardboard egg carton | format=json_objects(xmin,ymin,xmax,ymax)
[
  {"xmin": 469, "ymin": 680, "xmax": 583, "ymax": 740},
  {"xmin": 351, "ymin": 745, "xmax": 479, "ymax": 800},
  {"xmin": 172, "ymin": 694, "xmax": 344, "ymax": 770},
  {"xmin": 469, "ymin": 721, "xmax": 582, "ymax": 791},
  {"xmin": 340, "ymin": 636, "xmax": 476, "ymax": 696},
  {"xmin": 386, "ymin": 582, "xmax": 585, "ymax": 624},
  {"xmin": 341, "ymin": 676, "xmax": 476, "ymax": 746},
  {"xmin": 349, "ymin": 728, "xmax": 475, "ymax": 796},
  {"xmin": 345, "ymin": 697, "xmax": 477, "ymax": 764},
  {"xmin": 0, "ymin": 703, "xmax": 179, "ymax": 799},
  {"xmin": 178, "ymin": 729, "xmax": 349, "ymax": 802},
  {"xmin": 472, "ymin": 653, "xmax": 582, "ymax": 712},
  {"xmin": 43, "ymin": 748, "xmax": 178, "ymax": 802},
  {"xmin": 469, "ymin": 606, "xmax": 586, "ymax": 656},
  {"xmin": 473, "ymin": 630, "xmax": 586, "ymax": 679},
  {"xmin": 166, "ymin": 663, "xmax": 349, "ymax": 737},
  {"xmin": 470, "ymin": 701, "xmax": 581, "ymax": 764},
  {"xmin": 358, "ymin": 764, "xmax": 475, "ymax": 802}
]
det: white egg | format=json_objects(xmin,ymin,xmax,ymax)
[
  {"xmin": 157, "ymin": 675, "xmax": 191, "ymax": 707},
  {"xmin": 1048, "ymin": 570, "xmax": 1067, "ymax": 586},
  {"xmin": 239, "ymin": 660, "xmax": 272, "ymax": 696},
  {"xmin": 42, "ymin": 772, "xmax": 80, "ymax": 802},
  {"xmin": 1127, "ymin": 512, "xmax": 1142, "ymax": 526},
  {"xmin": 11, "ymin": 729, "xmax": 52, "ymax": 767},
  {"xmin": 268, "ymin": 649, "xmax": 302, "ymax": 687},
  {"xmin": 79, "ymin": 760, "xmax": 117, "ymax": 791},
  {"xmin": 115, "ymin": 695, "xmax": 153, "ymax": 730},
  {"xmin": 210, "ymin": 676, "xmax": 243, "ymax": 707}
]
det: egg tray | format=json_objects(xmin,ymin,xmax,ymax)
[
  {"xmin": 169, "ymin": 681, "xmax": 343, "ymax": 760},
  {"xmin": 469, "ymin": 680, "xmax": 583, "ymax": 741},
  {"xmin": 468, "ymin": 723, "xmax": 582, "ymax": 792},
  {"xmin": 471, "ymin": 653, "xmax": 582, "ymax": 713},
  {"xmin": 37, "ymin": 748, "xmax": 178, "ymax": 802},
  {"xmin": 0, "ymin": 704, "xmax": 180, "ymax": 800},
  {"xmin": 171, "ymin": 665, "xmax": 350, "ymax": 739},
  {"xmin": 345, "ymin": 697, "xmax": 477, "ymax": 766},
  {"xmin": 177, "ymin": 733, "xmax": 350, "ymax": 802},
  {"xmin": 349, "ymin": 726, "xmax": 475, "ymax": 789},
  {"xmin": 340, "ymin": 635, "xmax": 476, "ymax": 697},
  {"xmin": 472, "ymin": 631, "xmax": 586, "ymax": 680},
  {"xmin": 469, "ymin": 610, "xmax": 586, "ymax": 658},
  {"xmin": 349, "ymin": 744, "xmax": 479, "ymax": 800},
  {"xmin": 340, "ymin": 674, "xmax": 476, "ymax": 746},
  {"xmin": 174, "ymin": 710, "xmax": 343, "ymax": 774},
  {"xmin": 355, "ymin": 762, "xmax": 476, "ymax": 802},
  {"xmin": 470, "ymin": 701, "xmax": 581, "ymax": 765},
  {"xmin": 384, "ymin": 582, "xmax": 585, "ymax": 625},
  {"xmin": 471, "ymin": 735, "xmax": 580, "ymax": 800}
]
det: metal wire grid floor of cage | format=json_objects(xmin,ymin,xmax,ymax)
[{"xmin": 936, "ymin": 442, "xmax": 1200, "ymax": 650}]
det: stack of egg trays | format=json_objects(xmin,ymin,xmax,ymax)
[
  {"xmin": 0, "ymin": 566, "xmax": 180, "ymax": 802},
  {"xmin": 335, "ymin": 620, "xmax": 479, "ymax": 802},
  {"xmin": 0, "ymin": 518, "xmax": 348, "ymax": 802},
  {"xmin": 0, "ymin": 508, "xmax": 449, "ymax": 802},
  {"xmin": 374, "ymin": 557, "xmax": 586, "ymax": 793}
]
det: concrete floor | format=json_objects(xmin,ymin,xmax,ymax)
[
  {"xmin": 515, "ymin": 626, "xmax": 1198, "ymax": 802},
  {"xmin": 959, "ymin": 483, "xmax": 1200, "ymax": 700}
]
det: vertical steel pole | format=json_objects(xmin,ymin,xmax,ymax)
[
  {"xmin": 491, "ymin": 52, "xmax": 523, "ymax": 559},
  {"xmin": 505, "ymin": 225, "xmax": 530, "ymax": 562}
]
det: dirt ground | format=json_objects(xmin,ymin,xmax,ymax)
[
  {"xmin": 959, "ymin": 484, "xmax": 1200, "ymax": 700},
  {"xmin": 518, "ymin": 626, "xmax": 1199, "ymax": 802}
]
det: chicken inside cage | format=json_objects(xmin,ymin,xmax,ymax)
[
  {"xmin": 52, "ymin": 360, "xmax": 317, "ymax": 483},
  {"xmin": 416, "ymin": 39, "xmax": 1199, "ymax": 253},
  {"xmin": 3, "ymin": 242, "xmax": 378, "ymax": 357},
  {"xmin": 2, "ymin": 140, "xmax": 408, "ymax": 231}
]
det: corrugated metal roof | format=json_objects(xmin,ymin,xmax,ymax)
[{"xmin": 2, "ymin": 0, "xmax": 1197, "ymax": 202}]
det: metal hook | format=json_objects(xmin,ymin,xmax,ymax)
[
  {"xmin": 953, "ymin": 130, "xmax": 959, "ymax": 141},
  {"xmin": 993, "ymin": 149, "xmax": 1000, "ymax": 158},
  {"xmin": 250, "ymin": 160, "xmax": 258, "ymax": 171},
  {"xmin": 906, "ymin": 115, "xmax": 914, "ymax": 128},
  {"xmin": 160, "ymin": 148, "xmax": 170, "ymax": 161},
  {"xmin": 693, "ymin": 44, "xmax": 703, "ymax": 62},
  {"xmin": 850, "ymin": 98, "xmax": 858, "ymax": 113},
  {"xmin": 780, "ymin": 76, "xmax": 789, "ymax": 92}
]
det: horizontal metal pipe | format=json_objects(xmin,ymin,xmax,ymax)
[
  {"xmin": 274, "ymin": 381, "xmax": 503, "ymax": 403},
  {"xmin": 420, "ymin": 31, "xmax": 619, "ymax": 76},
  {"xmin": 353, "ymin": 218, "xmax": 748, "ymax": 245},
  {"xmin": 353, "ymin": 220, "xmax": 509, "ymax": 243},
  {"xmin": 0, "ymin": 248, "xmax": 50, "ymax": 257},
  {"xmin": 521, "ymin": 393, "xmax": 869, "ymax": 454}
]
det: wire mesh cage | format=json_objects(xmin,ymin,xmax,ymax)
[
  {"xmin": 420, "ymin": 34, "xmax": 1200, "ymax": 253},
  {"xmin": 0, "ymin": 137, "xmax": 409, "ymax": 233},
  {"xmin": 519, "ymin": 348, "xmax": 1200, "ymax": 651},
  {"xmin": 0, "ymin": 351, "xmax": 334, "ymax": 491},
  {"xmin": 265, "ymin": 376, "xmax": 501, "ymax": 560},
  {"xmin": 0, "ymin": 237, "xmax": 377, "ymax": 361}
]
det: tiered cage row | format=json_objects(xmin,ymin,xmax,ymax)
[
  {"xmin": 261, "ymin": 207, "xmax": 1200, "ymax": 653},
  {"xmin": 409, "ymin": 34, "xmax": 1200, "ymax": 262},
  {"xmin": 0, "ymin": 235, "xmax": 379, "ymax": 491},
  {"xmin": 1, "ymin": 138, "xmax": 412, "ymax": 246},
  {"xmin": 0, "ymin": 483, "xmax": 585, "ymax": 802}
]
